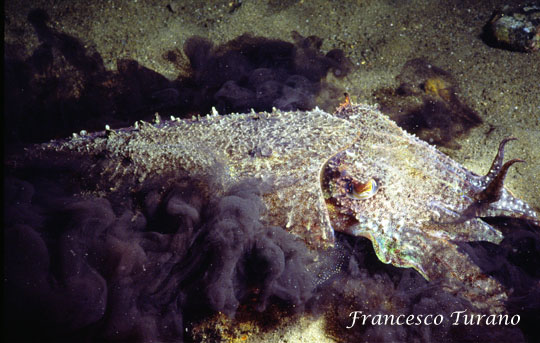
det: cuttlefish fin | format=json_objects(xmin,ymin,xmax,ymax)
[{"xmin": 461, "ymin": 138, "xmax": 539, "ymax": 224}]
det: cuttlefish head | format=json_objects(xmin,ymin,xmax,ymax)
[
  {"xmin": 319, "ymin": 143, "xmax": 417, "ymax": 271},
  {"xmin": 320, "ymin": 145, "xmax": 386, "ymax": 241}
]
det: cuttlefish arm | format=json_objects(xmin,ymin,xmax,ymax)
[
  {"xmin": 457, "ymin": 137, "xmax": 539, "ymax": 224},
  {"xmin": 351, "ymin": 224, "xmax": 508, "ymax": 312}
]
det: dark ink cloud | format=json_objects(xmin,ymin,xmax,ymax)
[
  {"xmin": 4, "ymin": 9, "xmax": 351, "ymax": 149},
  {"xmin": 4, "ymin": 173, "xmax": 318, "ymax": 342},
  {"xmin": 160, "ymin": 31, "xmax": 352, "ymax": 115},
  {"xmin": 373, "ymin": 58, "xmax": 482, "ymax": 148}
]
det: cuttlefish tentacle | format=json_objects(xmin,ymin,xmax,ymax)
[
  {"xmin": 475, "ymin": 158, "xmax": 524, "ymax": 203},
  {"xmin": 458, "ymin": 138, "xmax": 538, "ymax": 225}
]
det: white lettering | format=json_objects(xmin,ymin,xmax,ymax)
[
  {"xmin": 510, "ymin": 315, "xmax": 520, "ymax": 325},
  {"xmin": 362, "ymin": 313, "xmax": 371, "ymax": 325},
  {"xmin": 433, "ymin": 314, "xmax": 443, "ymax": 325},
  {"xmin": 406, "ymin": 314, "xmax": 415, "ymax": 325},
  {"xmin": 395, "ymin": 314, "xmax": 405, "ymax": 325},
  {"xmin": 372, "ymin": 314, "xmax": 383, "ymax": 326},
  {"xmin": 347, "ymin": 311, "xmax": 361, "ymax": 329},
  {"xmin": 345, "ymin": 310, "xmax": 517, "ymax": 327},
  {"xmin": 451, "ymin": 310, "xmax": 467, "ymax": 325},
  {"xmin": 498, "ymin": 314, "xmax": 509, "ymax": 325}
]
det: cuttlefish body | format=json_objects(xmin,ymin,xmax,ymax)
[{"xmin": 12, "ymin": 102, "xmax": 538, "ymax": 313}]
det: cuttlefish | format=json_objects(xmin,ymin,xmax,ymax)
[{"xmin": 10, "ymin": 100, "xmax": 538, "ymax": 313}]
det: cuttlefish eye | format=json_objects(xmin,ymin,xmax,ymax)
[{"xmin": 346, "ymin": 178, "xmax": 378, "ymax": 199}]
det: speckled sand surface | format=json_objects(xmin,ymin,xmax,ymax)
[{"xmin": 4, "ymin": 0, "xmax": 539, "ymax": 341}]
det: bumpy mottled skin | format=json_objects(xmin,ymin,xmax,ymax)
[{"xmin": 15, "ymin": 103, "xmax": 539, "ymax": 313}]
